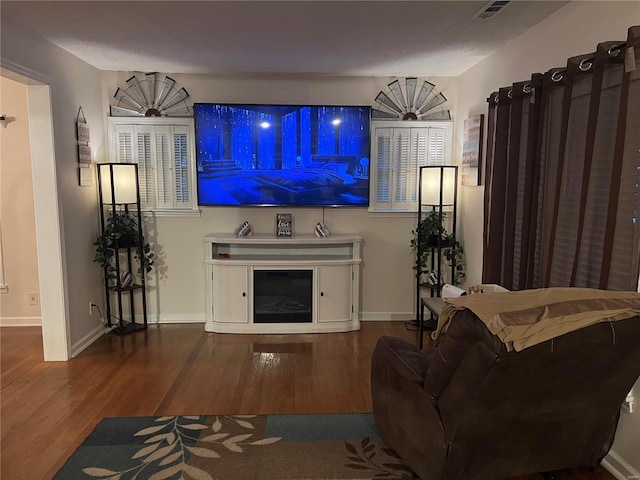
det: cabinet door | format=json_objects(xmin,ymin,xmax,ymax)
[
  {"xmin": 212, "ymin": 265, "xmax": 249, "ymax": 323},
  {"xmin": 317, "ymin": 265, "xmax": 352, "ymax": 323}
]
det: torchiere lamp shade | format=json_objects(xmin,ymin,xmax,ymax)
[
  {"xmin": 99, "ymin": 163, "xmax": 138, "ymax": 205},
  {"xmin": 420, "ymin": 166, "xmax": 457, "ymax": 206}
]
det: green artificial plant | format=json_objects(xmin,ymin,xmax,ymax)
[
  {"xmin": 411, "ymin": 210, "xmax": 466, "ymax": 286},
  {"xmin": 93, "ymin": 210, "xmax": 154, "ymax": 283}
]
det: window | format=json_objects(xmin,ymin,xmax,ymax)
[
  {"xmin": 369, "ymin": 121, "xmax": 452, "ymax": 212},
  {"xmin": 108, "ymin": 117, "xmax": 199, "ymax": 215}
]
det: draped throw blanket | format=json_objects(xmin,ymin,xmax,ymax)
[
  {"xmin": 483, "ymin": 25, "xmax": 640, "ymax": 292},
  {"xmin": 433, "ymin": 288, "xmax": 640, "ymax": 351}
]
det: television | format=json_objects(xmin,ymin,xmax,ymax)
[{"xmin": 194, "ymin": 103, "xmax": 371, "ymax": 207}]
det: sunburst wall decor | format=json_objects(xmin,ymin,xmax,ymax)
[
  {"xmin": 372, "ymin": 78, "xmax": 450, "ymax": 121},
  {"xmin": 110, "ymin": 73, "xmax": 193, "ymax": 117}
]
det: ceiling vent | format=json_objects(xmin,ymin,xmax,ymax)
[{"xmin": 474, "ymin": 1, "xmax": 511, "ymax": 19}]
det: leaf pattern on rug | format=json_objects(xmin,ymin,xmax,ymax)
[
  {"xmin": 344, "ymin": 437, "xmax": 416, "ymax": 479},
  {"xmin": 82, "ymin": 415, "xmax": 281, "ymax": 480}
]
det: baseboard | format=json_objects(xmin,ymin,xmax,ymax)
[
  {"xmin": 360, "ymin": 312, "xmax": 414, "ymax": 321},
  {"xmin": 0, "ymin": 316, "xmax": 42, "ymax": 327},
  {"xmin": 602, "ymin": 449, "xmax": 640, "ymax": 480},
  {"xmin": 149, "ymin": 312, "xmax": 411, "ymax": 323},
  {"xmin": 148, "ymin": 313, "xmax": 206, "ymax": 324},
  {"xmin": 71, "ymin": 324, "xmax": 107, "ymax": 357}
]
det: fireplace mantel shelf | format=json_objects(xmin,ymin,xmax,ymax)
[{"xmin": 203, "ymin": 234, "xmax": 362, "ymax": 334}]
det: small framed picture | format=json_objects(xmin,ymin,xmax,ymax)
[
  {"xmin": 78, "ymin": 164, "xmax": 92, "ymax": 187},
  {"xmin": 77, "ymin": 121, "xmax": 91, "ymax": 144},
  {"xmin": 78, "ymin": 144, "xmax": 92, "ymax": 164},
  {"xmin": 276, "ymin": 213, "xmax": 293, "ymax": 238},
  {"xmin": 461, "ymin": 114, "xmax": 484, "ymax": 186}
]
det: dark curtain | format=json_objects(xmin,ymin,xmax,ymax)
[{"xmin": 483, "ymin": 25, "xmax": 640, "ymax": 291}]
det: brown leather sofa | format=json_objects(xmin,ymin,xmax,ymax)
[{"xmin": 371, "ymin": 309, "xmax": 640, "ymax": 480}]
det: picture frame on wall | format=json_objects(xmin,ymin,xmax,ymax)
[
  {"xmin": 77, "ymin": 121, "xmax": 91, "ymax": 144},
  {"xmin": 78, "ymin": 144, "xmax": 92, "ymax": 164},
  {"xmin": 461, "ymin": 114, "xmax": 484, "ymax": 186},
  {"xmin": 76, "ymin": 106, "xmax": 92, "ymax": 186}
]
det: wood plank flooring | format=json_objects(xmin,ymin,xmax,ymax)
[{"xmin": 0, "ymin": 323, "xmax": 616, "ymax": 480}]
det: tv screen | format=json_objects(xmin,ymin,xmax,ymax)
[{"xmin": 194, "ymin": 103, "xmax": 371, "ymax": 207}]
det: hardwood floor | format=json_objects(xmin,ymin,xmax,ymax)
[{"xmin": 0, "ymin": 323, "xmax": 615, "ymax": 480}]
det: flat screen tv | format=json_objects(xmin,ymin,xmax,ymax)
[{"xmin": 194, "ymin": 103, "xmax": 371, "ymax": 207}]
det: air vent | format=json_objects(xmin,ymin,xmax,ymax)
[{"xmin": 474, "ymin": 1, "xmax": 510, "ymax": 19}]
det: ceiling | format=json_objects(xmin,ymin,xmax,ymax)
[{"xmin": 1, "ymin": 1, "xmax": 569, "ymax": 77}]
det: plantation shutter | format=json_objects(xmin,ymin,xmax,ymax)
[
  {"xmin": 114, "ymin": 125, "xmax": 134, "ymax": 163},
  {"xmin": 409, "ymin": 129, "xmax": 428, "ymax": 204},
  {"xmin": 135, "ymin": 126, "xmax": 154, "ymax": 209},
  {"xmin": 370, "ymin": 121, "xmax": 453, "ymax": 212},
  {"xmin": 153, "ymin": 126, "xmax": 174, "ymax": 209},
  {"xmin": 173, "ymin": 127, "xmax": 191, "ymax": 208},
  {"xmin": 426, "ymin": 127, "xmax": 446, "ymax": 166},
  {"xmin": 393, "ymin": 129, "xmax": 411, "ymax": 206},
  {"xmin": 108, "ymin": 117, "xmax": 197, "ymax": 215},
  {"xmin": 375, "ymin": 129, "xmax": 392, "ymax": 207}
]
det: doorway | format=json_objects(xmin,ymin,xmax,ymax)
[{"xmin": 0, "ymin": 67, "xmax": 70, "ymax": 360}]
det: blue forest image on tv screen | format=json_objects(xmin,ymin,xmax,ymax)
[{"xmin": 194, "ymin": 104, "xmax": 371, "ymax": 206}]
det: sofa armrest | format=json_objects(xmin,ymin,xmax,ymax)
[
  {"xmin": 371, "ymin": 336, "xmax": 447, "ymax": 480},
  {"xmin": 372, "ymin": 336, "xmax": 433, "ymax": 385}
]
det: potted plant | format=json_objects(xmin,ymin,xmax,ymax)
[
  {"xmin": 93, "ymin": 210, "xmax": 154, "ymax": 283},
  {"xmin": 411, "ymin": 211, "xmax": 465, "ymax": 286}
]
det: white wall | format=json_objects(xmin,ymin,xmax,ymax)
[
  {"xmin": 1, "ymin": 21, "xmax": 107, "ymax": 356},
  {"xmin": 102, "ymin": 72, "xmax": 459, "ymax": 322},
  {"xmin": 0, "ymin": 77, "xmax": 41, "ymax": 325},
  {"xmin": 453, "ymin": 2, "xmax": 640, "ymax": 475}
]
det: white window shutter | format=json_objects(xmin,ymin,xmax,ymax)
[
  {"xmin": 153, "ymin": 126, "xmax": 174, "ymax": 209},
  {"xmin": 108, "ymin": 117, "xmax": 198, "ymax": 215},
  {"xmin": 369, "ymin": 121, "xmax": 452, "ymax": 212},
  {"xmin": 114, "ymin": 125, "xmax": 135, "ymax": 163},
  {"xmin": 136, "ymin": 126, "xmax": 155, "ymax": 209},
  {"xmin": 409, "ymin": 129, "xmax": 429, "ymax": 204},
  {"xmin": 427, "ymin": 127, "xmax": 446, "ymax": 166},
  {"xmin": 393, "ymin": 130, "xmax": 411, "ymax": 206},
  {"xmin": 172, "ymin": 126, "xmax": 191, "ymax": 208},
  {"xmin": 375, "ymin": 129, "xmax": 392, "ymax": 207}
]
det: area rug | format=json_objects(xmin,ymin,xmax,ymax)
[{"xmin": 54, "ymin": 413, "xmax": 418, "ymax": 480}]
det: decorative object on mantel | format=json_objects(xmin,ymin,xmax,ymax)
[
  {"xmin": 461, "ymin": 114, "xmax": 484, "ymax": 186},
  {"xmin": 276, "ymin": 213, "xmax": 293, "ymax": 237},
  {"xmin": 234, "ymin": 220, "xmax": 253, "ymax": 237},
  {"xmin": 76, "ymin": 106, "xmax": 92, "ymax": 186},
  {"xmin": 315, "ymin": 221, "xmax": 331, "ymax": 238},
  {"xmin": 372, "ymin": 77, "xmax": 451, "ymax": 121},
  {"xmin": 110, "ymin": 72, "xmax": 193, "ymax": 117}
]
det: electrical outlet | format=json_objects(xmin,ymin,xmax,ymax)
[{"xmin": 28, "ymin": 292, "xmax": 39, "ymax": 305}]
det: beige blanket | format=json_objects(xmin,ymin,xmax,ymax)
[{"xmin": 432, "ymin": 287, "xmax": 640, "ymax": 351}]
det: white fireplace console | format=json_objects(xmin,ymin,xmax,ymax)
[{"xmin": 203, "ymin": 234, "xmax": 363, "ymax": 333}]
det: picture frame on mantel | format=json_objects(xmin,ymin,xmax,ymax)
[
  {"xmin": 276, "ymin": 213, "xmax": 293, "ymax": 238},
  {"xmin": 461, "ymin": 114, "xmax": 484, "ymax": 186}
]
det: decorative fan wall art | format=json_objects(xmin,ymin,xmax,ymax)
[
  {"xmin": 110, "ymin": 73, "xmax": 193, "ymax": 117},
  {"xmin": 372, "ymin": 78, "xmax": 450, "ymax": 121}
]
